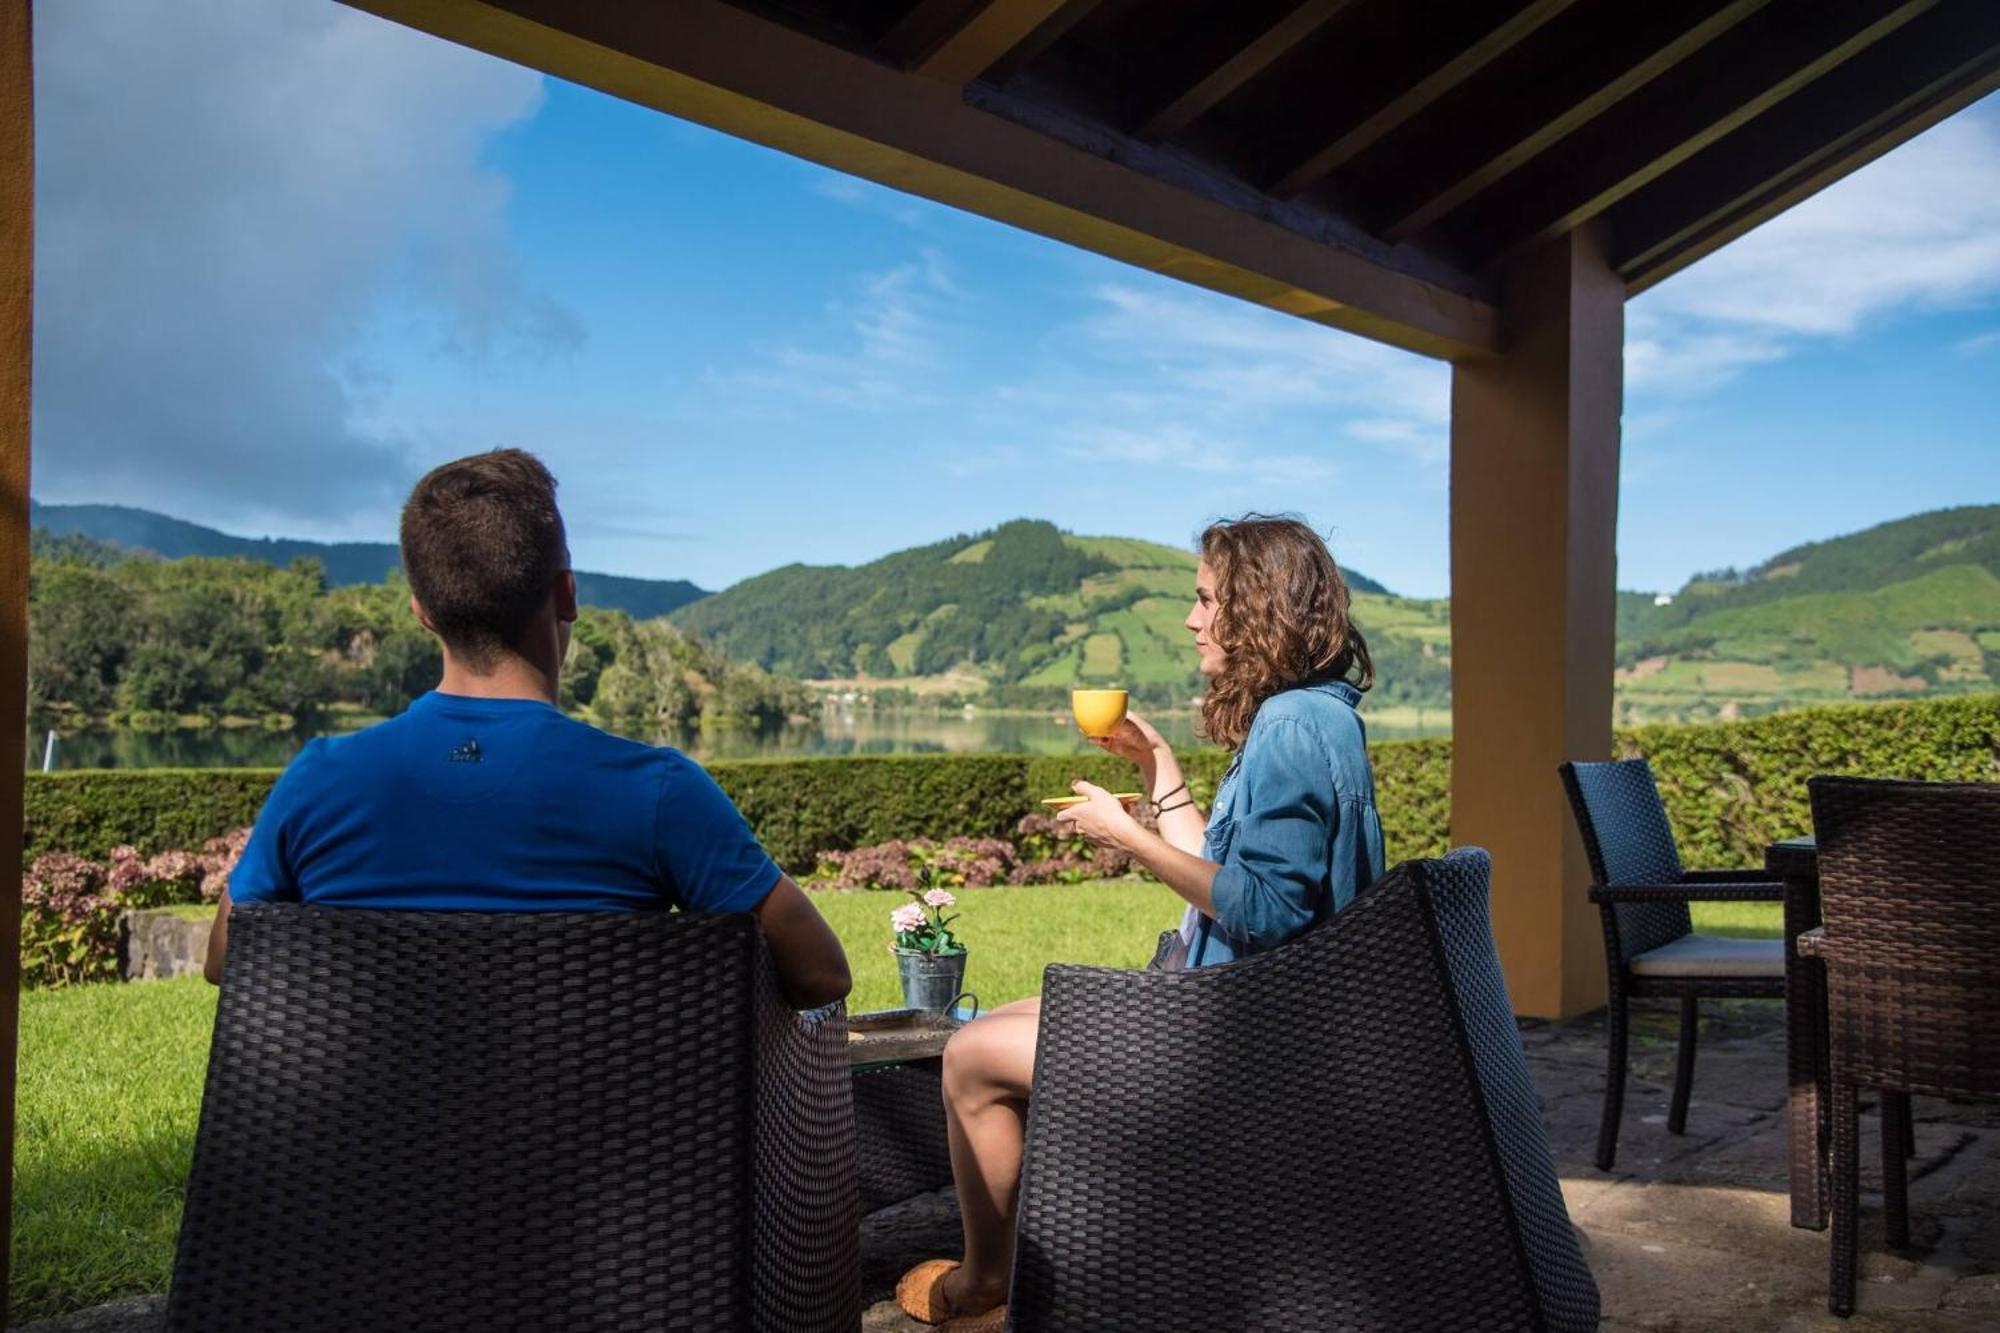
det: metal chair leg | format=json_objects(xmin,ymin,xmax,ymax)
[
  {"xmin": 1668, "ymin": 995, "xmax": 1698, "ymax": 1135},
  {"xmin": 1597, "ymin": 993, "xmax": 1629, "ymax": 1171},
  {"xmin": 1897, "ymin": 1091, "xmax": 1915, "ymax": 1159},
  {"xmin": 1882, "ymin": 1090, "xmax": 1910, "ymax": 1249},
  {"xmin": 1830, "ymin": 1080, "xmax": 1859, "ymax": 1317}
]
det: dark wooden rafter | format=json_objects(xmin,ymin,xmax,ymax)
[
  {"xmin": 1133, "ymin": 0, "xmax": 1357, "ymax": 144},
  {"xmin": 1383, "ymin": 0, "xmax": 1775, "ymax": 243},
  {"xmin": 979, "ymin": 0, "xmax": 1104, "ymax": 86},
  {"xmin": 1620, "ymin": 3, "xmax": 2000, "ymax": 292},
  {"xmin": 1270, "ymin": 0, "xmax": 1582, "ymax": 200},
  {"xmin": 879, "ymin": 0, "xmax": 1080, "ymax": 86},
  {"xmin": 1480, "ymin": 0, "xmax": 1943, "ymax": 263}
]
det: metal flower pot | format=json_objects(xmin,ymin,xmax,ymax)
[{"xmin": 895, "ymin": 947, "xmax": 969, "ymax": 1014}]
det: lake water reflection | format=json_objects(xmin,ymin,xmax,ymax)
[{"xmin": 29, "ymin": 705, "xmax": 1444, "ymax": 770}]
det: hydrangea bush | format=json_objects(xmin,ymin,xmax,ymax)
[
  {"xmin": 18, "ymin": 829, "xmax": 248, "ymax": 987},
  {"xmin": 811, "ymin": 808, "xmax": 1157, "ymax": 892}
]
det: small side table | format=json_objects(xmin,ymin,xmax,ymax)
[{"xmin": 850, "ymin": 1009, "xmax": 965, "ymax": 1213}]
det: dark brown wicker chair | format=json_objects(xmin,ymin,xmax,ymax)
[
  {"xmin": 166, "ymin": 904, "xmax": 859, "ymax": 1333},
  {"xmin": 1007, "ymin": 849, "xmax": 1600, "ymax": 1332},
  {"xmin": 1559, "ymin": 758, "xmax": 1785, "ymax": 1170},
  {"xmin": 1805, "ymin": 776, "xmax": 2000, "ymax": 1317}
]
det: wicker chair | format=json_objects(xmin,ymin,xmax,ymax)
[
  {"xmin": 1804, "ymin": 776, "xmax": 2000, "ymax": 1317},
  {"xmin": 1559, "ymin": 758, "xmax": 1785, "ymax": 1170},
  {"xmin": 167, "ymin": 904, "xmax": 860, "ymax": 1333},
  {"xmin": 1007, "ymin": 849, "xmax": 1600, "ymax": 1332}
]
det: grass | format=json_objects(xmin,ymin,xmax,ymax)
[
  {"xmin": 8, "ymin": 879, "xmax": 1180, "ymax": 1322},
  {"xmin": 1689, "ymin": 900, "xmax": 1783, "ymax": 939},
  {"xmin": 12, "ymin": 977, "xmax": 216, "ymax": 1324}
]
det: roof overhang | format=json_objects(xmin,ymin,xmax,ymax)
[{"xmin": 341, "ymin": 0, "xmax": 2000, "ymax": 362}]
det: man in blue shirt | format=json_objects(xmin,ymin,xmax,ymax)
[{"xmin": 205, "ymin": 449, "xmax": 850, "ymax": 1009}]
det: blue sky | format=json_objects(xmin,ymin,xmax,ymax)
[{"xmin": 32, "ymin": 2, "xmax": 2000, "ymax": 599}]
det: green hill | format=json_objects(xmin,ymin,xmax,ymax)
[
  {"xmin": 28, "ymin": 500, "xmax": 710, "ymax": 620},
  {"xmin": 673, "ymin": 506, "xmax": 1997, "ymax": 722},
  {"xmin": 669, "ymin": 519, "xmax": 1426, "ymax": 707}
]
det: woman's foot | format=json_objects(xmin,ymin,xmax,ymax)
[{"xmin": 894, "ymin": 1260, "xmax": 1007, "ymax": 1325}]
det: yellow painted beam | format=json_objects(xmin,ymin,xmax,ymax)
[
  {"xmin": 339, "ymin": 0, "xmax": 1500, "ymax": 361},
  {"xmin": 0, "ymin": 0, "xmax": 34, "ymax": 1306},
  {"xmin": 1449, "ymin": 223, "xmax": 1622, "ymax": 1020}
]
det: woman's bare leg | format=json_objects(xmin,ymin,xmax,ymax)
[{"xmin": 938, "ymin": 996, "xmax": 1041, "ymax": 1311}]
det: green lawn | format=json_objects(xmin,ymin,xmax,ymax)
[
  {"xmin": 8, "ymin": 880, "xmax": 1180, "ymax": 1322},
  {"xmin": 1689, "ymin": 899, "xmax": 1784, "ymax": 939},
  {"xmin": 10, "ymin": 880, "xmax": 1779, "ymax": 1321}
]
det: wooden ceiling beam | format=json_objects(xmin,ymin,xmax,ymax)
[
  {"xmin": 1133, "ymin": 0, "xmax": 1357, "ymax": 144},
  {"xmin": 1384, "ymin": 0, "xmax": 1775, "ymax": 243},
  {"xmin": 980, "ymin": 0, "xmax": 1105, "ymax": 86},
  {"xmin": 338, "ymin": 0, "xmax": 1501, "ymax": 360},
  {"xmin": 1621, "ymin": 11, "xmax": 2000, "ymax": 293},
  {"xmin": 1270, "ymin": 0, "xmax": 1582, "ymax": 200},
  {"xmin": 880, "ymin": 0, "xmax": 1081, "ymax": 87},
  {"xmin": 1487, "ymin": 0, "xmax": 1941, "ymax": 263}
]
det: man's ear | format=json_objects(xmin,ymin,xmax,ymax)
[
  {"xmin": 556, "ymin": 570, "xmax": 579, "ymax": 624},
  {"xmin": 409, "ymin": 593, "xmax": 439, "ymax": 634}
]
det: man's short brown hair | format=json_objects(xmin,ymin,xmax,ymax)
[{"xmin": 400, "ymin": 449, "xmax": 568, "ymax": 668}]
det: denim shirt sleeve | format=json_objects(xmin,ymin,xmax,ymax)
[{"xmin": 1207, "ymin": 717, "xmax": 1337, "ymax": 952}]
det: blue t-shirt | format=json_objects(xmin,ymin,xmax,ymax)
[{"xmin": 230, "ymin": 691, "xmax": 779, "ymax": 915}]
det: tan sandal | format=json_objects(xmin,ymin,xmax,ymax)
[{"xmin": 894, "ymin": 1260, "xmax": 1006, "ymax": 1328}]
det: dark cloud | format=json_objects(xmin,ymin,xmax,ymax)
[{"xmin": 31, "ymin": 0, "xmax": 577, "ymax": 533}]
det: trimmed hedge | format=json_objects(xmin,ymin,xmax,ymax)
[{"xmin": 22, "ymin": 695, "xmax": 1996, "ymax": 873}]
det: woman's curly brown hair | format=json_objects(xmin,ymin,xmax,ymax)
[{"xmin": 1198, "ymin": 515, "xmax": 1372, "ymax": 750}]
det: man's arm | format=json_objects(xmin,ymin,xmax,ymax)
[
  {"xmin": 752, "ymin": 872, "xmax": 844, "ymax": 1008},
  {"xmin": 204, "ymin": 890, "xmax": 233, "ymax": 985},
  {"xmin": 754, "ymin": 873, "xmax": 852, "ymax": 1009}
]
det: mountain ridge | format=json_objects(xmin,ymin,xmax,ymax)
[{"xmin": 27, "ymin": 499, "xmax": 710, "ymax": 621}]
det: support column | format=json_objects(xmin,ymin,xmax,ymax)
[
  {"xmin": 1449, "ymin": 221, "xmax": 1621, "ymax": 1020},
  {"xmin": 2, "ymin": 0, "xmax": 33, "ymax": 1309}
]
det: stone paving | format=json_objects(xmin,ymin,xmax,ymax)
[
  {"xmin": 853, "ymin": 999, "xmax": 2000, "ymax": 1331},
  {"xmin": 21, "ymin": 999, "xmax": 2000, "ymax": 1332}
]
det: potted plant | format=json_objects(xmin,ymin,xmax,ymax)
[{"xmin": 891, "ymin": 867, "xmax": 968, "ymax": 1014}]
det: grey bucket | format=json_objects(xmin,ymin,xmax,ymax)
[{"xmin": 895, "ymin": 948, "xmax": 970, "ymax": 1014}]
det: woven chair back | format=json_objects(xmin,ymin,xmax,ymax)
[
  {"xmin": 1010, "ymin": 849, "xmax": 1598, "ymax": 1332},
  {"xmin": 167, "ymin": 904, "xmax": 857, "ymax": 1332},
  {"xmin": 1560, "ymin": 757, "xmax": 1691, "ymax": 958},
  {"xmin": 1809, "ymin": 776, "xmax": 2000, "ymax": 1098}
]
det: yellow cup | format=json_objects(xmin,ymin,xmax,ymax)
[{"xmin": 1070, "ymin": 688, "xmax": 1129, "ymax": 739}]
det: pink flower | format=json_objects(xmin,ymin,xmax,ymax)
[
  {"xmin": 890, "ymin": 903, "xmax": 928, "ymax": 933},
  {"xmin": 922, "ymin": 888, "xmax": 956, "ymax": 909}
]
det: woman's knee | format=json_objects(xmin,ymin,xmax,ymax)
[{"xmin": 942, "ymin": 1015, "xmax": 1036, "ymax": 1103}]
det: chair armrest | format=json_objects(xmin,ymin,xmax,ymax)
[
  {"xmin": 752, "ymin": 983, "xmax": 860, "ymax": 1332},
  {"xmin": 1794, "ymin": 927, "xmax": 1826, "ymax": 959},
  {"xmin": 1682, "ymin": 868, "xmax": 1783, "ymax": 887},
  {"xmin": 1588, "ymin": 880, "xmax": 1785, "ymax": 904}
]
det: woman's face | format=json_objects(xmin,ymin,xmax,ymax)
[{"xmin": 1187, "ymin": 560, "xmax": 1226, "ymax": 678}]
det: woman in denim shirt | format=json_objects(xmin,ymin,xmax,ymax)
[{"xmin": 899, "ymin": 516, "xmax": 1385, "ymax": 1331}]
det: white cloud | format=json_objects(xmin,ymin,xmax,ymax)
[
  {"xmin": 714, "ymin": 250, "xmax": 961, "ymax": 411},
  {"xmin": 1956, "ymin": 329, "xmax": 2000, "ymax": 356},
  {"xmin": 1031, "ymin": 280, "xmax": 1450, "ymax": 474},
  {"xmin": 32, "ymin": 0, "xmax": 568, "ymax": 532},
  {"xmin": 1629, "ymin": 104, "xmax": 2000, "ymax": 394}
]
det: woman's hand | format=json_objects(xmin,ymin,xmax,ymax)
[
  {"xmin": 1053, "ymin": 780, "xmax": 1141, "ymax": 850},
  {"xmin": 1088, "ymin": 710, "xmax": 1173, "ymax": 774}
]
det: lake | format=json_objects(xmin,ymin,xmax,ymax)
[{"xmin": 27, "ymin": 704, "xmax": 1446, "ymax": 770}]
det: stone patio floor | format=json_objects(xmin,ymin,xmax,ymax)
[{"xmin": 22, "ymin": 999, "xmax": 2000, "ymax": 1331}]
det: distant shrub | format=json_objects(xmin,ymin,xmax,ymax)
[{"xmin": 22, "ymin": 696, "xmax": 1995, "ymax": 883}]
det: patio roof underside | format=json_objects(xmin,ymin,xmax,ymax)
[{"xmin": 350, "ymin": 0, "xmax": 2000, "ymax": 362}]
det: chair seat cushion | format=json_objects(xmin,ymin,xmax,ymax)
[{"xmin": 1630, "ymin": 933, "xmax": 1784, "ymax": 978}]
